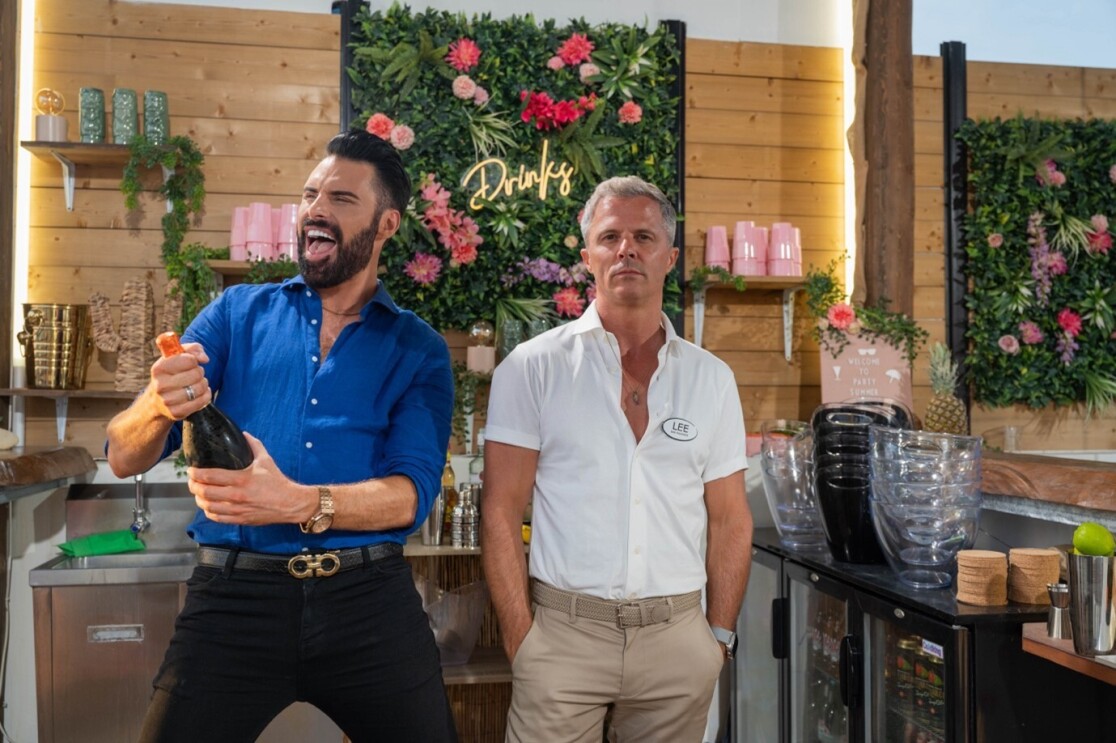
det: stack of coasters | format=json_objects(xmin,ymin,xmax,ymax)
[
  {"xmin": 1007, "ymin": 547, "xmax": 1061, "ymax": 604},
  {"xmin": 956, "ymin": 550, "xmax": 1007, "ymax": 605}
]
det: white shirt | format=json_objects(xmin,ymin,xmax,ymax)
[{"xmin": 485, "ymin": 302, "xmax": 747, "ymax": 600}]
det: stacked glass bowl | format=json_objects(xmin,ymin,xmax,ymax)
[
  {"xmin": 867, "ymin": 425, "xmax": 983, "ymax": 589},
  {"xmin": 759, "ymin": 420, "xmax": 827, "ymax": 552},
  {"xmin": 810, "ymin": 400, "xmax": 914, "ymax": 564}
]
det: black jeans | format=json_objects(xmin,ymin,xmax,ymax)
[{"xmin": 138, "ymin": 550, "xmax": 457, "ymax": 742}]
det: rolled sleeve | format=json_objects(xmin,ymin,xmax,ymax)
[
  {"xmin": 485, "ymin": 347, "xmax": 542, "ymax": 452},
  {"xmin": 381, "ymin": 336, "xmax": 454, "ymax": 532}
]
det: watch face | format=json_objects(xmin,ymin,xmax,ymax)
[{"xmin": 309, "ymin": 514, "xmax": 333, "ymax": 534}]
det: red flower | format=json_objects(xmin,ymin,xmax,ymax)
[
  {"xmin": 1057, "ymin": 308, "xmax": 1082, "ymax": 337},
  {"xmin": 553, "ymin": 287, "xmax": 586, "ymax": 318},
  {"xmin": 1088, "ymin": 230, "xmax": 1112, "ymax": 254},
  {"xmin": 618, "ymin": 100, "xmax": 643, "ymax": 125},
  {"xmin": 365, "ymin": 113, "xmax": 394, "ymax": 139},
  {"xmin": 556, "ymin": 33, "xmax": 595, "ymax": 66},
  {"xmin": 826, "ymin": 302, "xmax": 856, "ymax": 331},
  {"xmin": 446, "ymin": 38, "xmax": 481, "ymax": 72}
]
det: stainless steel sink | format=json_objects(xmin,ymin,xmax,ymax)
[{"xmin": 29, "ymin": 550, "xmax": 197, "ymax": 586}]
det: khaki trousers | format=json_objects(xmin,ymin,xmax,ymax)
[{"xmin": 505, "ymin": 600, "xmax": 725, "ymax": 742}]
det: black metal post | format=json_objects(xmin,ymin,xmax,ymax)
[
  {"xmin": 940, "ymin": 40, "xmax": 969, "ymax": 422},
  {"xmin": 333, "ymin": 0, "xmax": 368, "ymax": 132},
  {"xmin": 665, "ymin": 19, "xmax": 686, "ymax": 336}
]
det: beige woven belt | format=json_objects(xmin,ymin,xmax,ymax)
[{"xmin": 531, "ymin": 580, "xmax": 702, "ymax": 628}]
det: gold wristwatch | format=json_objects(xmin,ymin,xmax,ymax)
[{"xmin": 300, "ymin": 486, "xmax": 334, "ymax": 534}]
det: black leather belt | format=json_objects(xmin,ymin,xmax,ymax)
[{"xmin": 197, "ymin": 543, "xmax": 402, "ymax": 579}]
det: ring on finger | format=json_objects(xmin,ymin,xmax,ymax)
[{"xmin": 184, "ymin": 384, "xmax": 196, "ymax": 402}]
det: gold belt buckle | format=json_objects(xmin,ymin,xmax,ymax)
[{"xmin": 287, "ymin": 552, "xmax": 341, "ymax": 579}]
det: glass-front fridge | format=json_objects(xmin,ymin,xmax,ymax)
[
  {"xmin": 736, "ymin": 533, "xmax": 1115, "ymax": 743},
  {"xmin": 785, "ymin": 560, "xmax": 969, "ymax": 743},
  {"xmin": 731, "ymin": 546, "xmax": 784, "ymax": 743}
]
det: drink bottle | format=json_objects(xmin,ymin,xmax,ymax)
[{"xmin": 155, "ymin": 331, "xmax": 252, "ymax": 469}]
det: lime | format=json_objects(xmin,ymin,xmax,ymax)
[{"xmin": 1072, "ymin": 522, "xmax": 1116, "ymax": 557}]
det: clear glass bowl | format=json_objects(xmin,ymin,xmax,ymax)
[{"xmin": 869, "ymin": 498, "xmax": 981, "ymax": 589}]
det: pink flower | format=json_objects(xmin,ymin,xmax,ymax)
[
  {"xmin": 473, "ymin": 86, "xmax": 489, "ymax": 106},
  {"xmin": 1057, "ymin": 308, "xmax": 1083, "ymax": 337},
  {"xmin": 579, "ymin": 63, "xmax": 600, "ymax": 84},
  {"xmin": 1092, "ymin": 214, "xmax": 1109, "ymax": 233},
  {"xmin": 446, "ymin": 38, "xmax": 481, "ymax": 72},
  {"xmin": 1050, "ymin": 170, "xmax": 1066, "ymax": 186},
  {"xmin": 1019, "ymin": 321, "xmax": 1044, "ymax": 345},
  {"xmin": 1046, "ymin": 252, "xmax": 1068, "ymax": 275},
  {"xmin": 553, "ymin": 287, "xmax": 586, "ymax": 318},
  {"xmin": 1110, "ymin": 163, "xmax": 1116, "ymax": 184},
  {"xmin": 585, "ymin": 284, "xmax": 597, "ymax": 303},
  {"xmin": 403, "ymin": 252, "xmax": 442, "ymax": 285},
  {"xmin": 1088, "ymin": 230, "xmax": 1112, "ymax": 254},
  {"xmin": 998, "ymin": 335, "xmax": 1020, "ymax": 355},
  {"xmin": 546, "ymin": 55, "xmax": 565, "ymax": 71},
  {"xmin": 450, "ymin": 243, "xmax": 478, "ymax": 266},
  {"xmin": 389, "ymin": 124, "xmax": 414, "ymax": 150},
  {"xmin": 557, "ymin": 33, "xmax": 595, "ymax": 66},
  {"xmin": 452, "ymin": 75, "xmax": 477, "ymax": 100},
  {"xmin": 826, "ymin": 302, "xmax": 856, "ymax": 330},
  {"xmin": 618, "ymin": 100, "xmax": 643, "ymax": 125},
  {"xmin": 365, "ymin": 113, "xmax": 394, "ymax": 139},
  {"xmin": 987, "ymin": 233, "xmax": 1003, "ymax": 248}
]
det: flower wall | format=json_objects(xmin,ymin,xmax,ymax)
[
  {"xmin": 959, "ymin": 117, "xmax": 1116, "ymax": 412},
  {"xmin": 348, "ymin": 5, "xmax": 681, "ymax": 330}
]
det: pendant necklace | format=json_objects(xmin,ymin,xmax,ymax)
[{"xmin": 604, "ymin": 336, "xmax": 645, "ymax": 412}]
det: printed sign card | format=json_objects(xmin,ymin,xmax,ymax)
[{"xmin": 820, "ymin": 335, "xmax": 913, "ymax": 411}]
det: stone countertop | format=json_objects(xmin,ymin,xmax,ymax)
[
  {"xmin": 0, "ymin": 446, "xmax": 96, "ymax": 501},
  {"xmin": 983, "ymin": 451, "xmax": 1116, "ymax": 514}
]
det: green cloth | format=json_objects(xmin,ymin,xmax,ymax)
[{"xmin": 58, "ymin": 530, "xmax": 145, "ymax": 558}]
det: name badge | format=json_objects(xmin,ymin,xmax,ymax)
[{"xmin": 662, "ymin": 418, "xmax": 697, "ymax": 441}]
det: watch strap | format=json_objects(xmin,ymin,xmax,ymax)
[
  {"xmin": 299, "ymin": 486, "xmax": 334, "ymax": 533},
  {"xmin": 711, "ymin": 625, "xmax": 738, "ymax": 655}
]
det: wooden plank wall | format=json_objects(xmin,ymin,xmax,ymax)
[
  {"xmin": 683, "ymin": 40, "xmax": 846, "ymax": 425},
  {"xmin": 913, "ymin": 55, "xmax": 1116, "ymax": 451},
  {"xmin": 24, "ymin": 0, "xmax": 342, "ymax": 452}
]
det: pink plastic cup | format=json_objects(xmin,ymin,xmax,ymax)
[
  {"xmin": 229, "ymin": 206, "xmax": 249, "ymax": 261},
  {"xmin": 277, "ymin": 203, "xmax": 299, "ymax": 260},
  {"xmin": 704, "ymin": 225, "xmax": 730, "ymax": 269},
  {"xmin": 246, "ymin": 202, "xmax": 275, "ymax": 260}
]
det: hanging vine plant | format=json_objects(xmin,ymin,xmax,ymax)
[{"xmin": 120, "ymin": 133, "xmax": 219, "ymax": 330}]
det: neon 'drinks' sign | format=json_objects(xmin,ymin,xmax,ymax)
[{"xmin": 461, "ymin": 140, "xmax": 576, "ymax": 211}]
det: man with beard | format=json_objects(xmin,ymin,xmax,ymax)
[{"xmin": 105, "ymin": 129, "xmax": 457, "ymax": 742}]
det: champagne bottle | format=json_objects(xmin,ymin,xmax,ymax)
[
  {"xmin": 441, "ymin": 451, "xmax": 458, "ymax": 540},
  {"xmin": 155, "ymin": 331, "xmax": 253, "ymax": 470}
]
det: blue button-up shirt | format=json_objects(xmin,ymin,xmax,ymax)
[{"xmin": 157, "ymin": 276, "xmax": 452, "ymax": 553}]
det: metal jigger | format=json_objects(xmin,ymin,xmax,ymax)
[{"xmin": 1047, "ymin": 582, "xmax": 1073, "ymax": 641}]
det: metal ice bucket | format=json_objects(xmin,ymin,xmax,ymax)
[{"xmin": 17, "ymin": 303, "xmax": 94, "ymax": 389}]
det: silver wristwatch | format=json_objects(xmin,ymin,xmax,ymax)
[{"xmin": 711, "ymin": 626, "xmax": 738, "ymax": 659}]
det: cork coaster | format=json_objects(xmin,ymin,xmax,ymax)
[{"xmin": 957, "ymin": 549, "xmax": 1007, "ymax": 566}]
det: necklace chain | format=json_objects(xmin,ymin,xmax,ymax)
[
  {"xmin": 603, "ymin": 336, "xmax": 645, "ymax": 412},
  {"xmin": 321, "ymin": 305, "xmax": 361, "ymax": 317}
]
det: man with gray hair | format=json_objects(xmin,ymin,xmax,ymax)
[{"xmin": 482, "ymin": 175, "xmax": 753, "ymax": 741}]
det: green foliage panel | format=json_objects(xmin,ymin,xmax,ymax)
[
  {"xmin": 959, "ymin": 117, "xmax": 1116, "ymax": 412},
  {"xmin": 348, "ymin": 4, "xmax": 681, "ymax": 330}
]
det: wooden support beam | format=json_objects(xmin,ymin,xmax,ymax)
[{"xmin": 857, "ymin": 0, "xmax": 915, "ymax": 314}]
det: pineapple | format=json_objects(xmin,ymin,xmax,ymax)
[{"xmin": 924, "ymin": 343, "xmax": 969, "ymax": 435}]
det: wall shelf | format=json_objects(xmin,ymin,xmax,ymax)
[
  {"xmin": 21, "ymin": 140, "xmax": 172, "ymax": 213},
  {"xmin": 1, "ymin": 387, "xmax": 136, "ymax": 443},
  {"xmin": 206, "ymin": 259, "xmax": 253, "ymax": 277},
  {"xmin": 691, "ymin": 276, "xmax": 806, "ymax": 361}
]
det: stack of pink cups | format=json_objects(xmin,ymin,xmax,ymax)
[
  {"xmin": 703, "ymin": 225, "xmax": 730, "ymax": 270},
  {"xmin": 245, "ymin": 202, "xmax": 276, "ymax": 260},
  {"xmin": 768, "ymin": 222, "xmax": 802, "ymax": 276},
  {"xmin": 732, "ymin": 221, "xmax": 767, "ymax": 276},
  {"xmin": 230, "ymin": 203, "xmax": 299, "ymax": 262}
]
